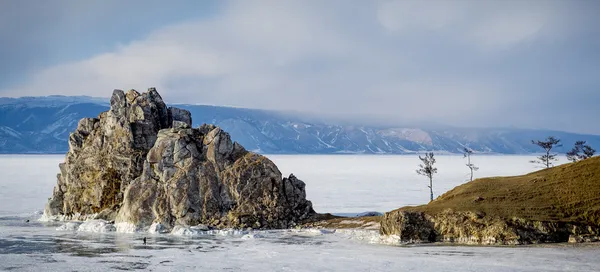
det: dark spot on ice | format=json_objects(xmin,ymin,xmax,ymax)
[{"xmin": 110, "ymin": 261, "xmax": 149, "ymax": 270}]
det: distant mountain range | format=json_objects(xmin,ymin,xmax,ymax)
[{"xmin": 1, "ymin": 95, "xmax": 599, "ymax": 154}]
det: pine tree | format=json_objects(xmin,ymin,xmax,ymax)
[
  {"xmin": 530, "ymin": 136, "xmax": 562, "ymax": 168},
  {"xmin": 566, "ymin": 141, "xmax": 596, "ymax": 162},
  {"xmin": 416, "ymin": 152, "xmax": 437, "ymax": 202}
]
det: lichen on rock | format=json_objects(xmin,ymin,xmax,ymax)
[{"xmin": 43, "ymin": 88, "xmax": 315, "ymax": 231}]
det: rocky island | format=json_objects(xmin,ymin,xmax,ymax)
[
  {"xmin": 380, "ymin": 156, "xmax": 600, "ymax": 245},
  {"xmin": 43, "ymin": 88, "xmax": 315, "ymax": 231}
]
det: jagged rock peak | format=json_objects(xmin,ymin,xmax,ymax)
[{"xmin": 43, "ymin": 88, "xmax": 315, "ymax": 231}]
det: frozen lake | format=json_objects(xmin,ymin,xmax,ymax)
[{"xmin": 1, "ymin": 154, "xmax": 599, "ymax": 271}]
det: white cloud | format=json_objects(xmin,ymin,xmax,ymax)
[{"xmin": 2, "ymin": 0, "xmax": 597, "ymax": 132}]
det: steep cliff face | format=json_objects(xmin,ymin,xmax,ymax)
[{"xmin": 44, "ymin": 88, "xmax": 314, "ymax": 230}]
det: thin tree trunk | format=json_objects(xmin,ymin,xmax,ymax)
[
  {"xmin": 468, "ymin": 155, "xmax": 473, "ymax": 181},
  {"xmin": 429, "ymin": 177, "xmax": 433, "ymax": 202}
]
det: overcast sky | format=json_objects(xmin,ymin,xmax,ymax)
[{"xmin": 1, "ymin": 0, "xmax": 599, "ymax": 134}]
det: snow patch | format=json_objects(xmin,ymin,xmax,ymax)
[
  {"xmin": 0, "ymin": 126, "xmax": 22, "ymax": 139},
  {"xmin": 147, "ymin": 223, "xmax": 169, "ymax": 234},
  {"xmin": 115, "ymin": 222, "xmax": 139, "ymax": 233},
  {"xmin": 170, "ymin": 225, "xmax": 239, "ymax": 236},
  {"xmin": 216, "ymin": 228, "xmax": 250, "ymax": 236},
  {"xmin": 241, "ymin": 233, "xmax": 265, "ymax": 240},
  {"xmin": 291, "ymin": 228, "xmax": 336, "ymax": 235},
  {"xmin": 38, "ymin": 212, "xmax": 98, "ymax": 222},
  {"xmin": 378, "ymin": 128, "xmax": 433, "ymax": 145},
  {"xmin": 77, "ymin": 220, "xmax": 116, "ymax": 233},
  {"xmin": 56, "ymin": 222, "xmax": 82, "ymax": 231},
  {"xmin": 333, "ymin": 229, "xmax": 402, "ymax": 245},
  {"xmin": 371, "ymin": 234, "xmax": 403, "ymax": 245}
]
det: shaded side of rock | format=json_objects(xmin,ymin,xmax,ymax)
[
  {"xmin": 380, "ymin": 210, "xmax": 435, "ymax": 243},
  {"xmin": 168, "ymin": 107, "xmax": 192, "ymax": 128}
]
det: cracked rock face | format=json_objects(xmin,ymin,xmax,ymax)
[{"xmin": 44, "ymin": 88, "xmax": 315, "ymax": 230}]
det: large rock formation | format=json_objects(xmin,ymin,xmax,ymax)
[{"xmin": 44, "ymin": 88, "xmax": 314, "ymax": 230}]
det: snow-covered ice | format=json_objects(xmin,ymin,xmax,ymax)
[
  {"xmin": 269, "ymin": 154, "xmax": 568, "ymax": 213},
  {"xmin": 77, "ymin": 220, "xmax": 116, "ymax": 233},
  {"xmin": 1, "ymin": 154, "xmax": 597, "ymax": 272}
]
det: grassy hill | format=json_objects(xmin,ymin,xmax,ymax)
[{"xmin": 406, "ymin": 156, "xmax": 600, "ymax": 226}]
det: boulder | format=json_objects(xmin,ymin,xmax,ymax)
[
  {"xmin": 44, "ymin": 88, "xmax": 315, "ymax": 230},
  {"xmin": 380, "ymin": 210, "xmax": 435, "ymax": 243}
]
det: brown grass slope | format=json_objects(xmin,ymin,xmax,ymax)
[{"xmin": 405, "ymin": 156, "xmax": 600, "ymax": 225}]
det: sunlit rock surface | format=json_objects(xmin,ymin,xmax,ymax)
[{"xmin": 44, "ymin": 88, "xmax": 314, "ymax": 230}]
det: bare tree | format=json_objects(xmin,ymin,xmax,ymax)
[
  {"xmin": 463, "ymin": 147, "xmax": 479, "ymax": 182},
  {"xmin": 566, "ymin": 141, "xmax": 596, "ymax": 162},
  {"xmin": 530, "ymin": 136, "xmax": 562, "ymax": 168},
  {"xmin": 416, "ymin": 152, "xmax": 437, "ymax": 202}
]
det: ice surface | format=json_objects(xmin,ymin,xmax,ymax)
[
  {"xmin": 147, "ymin": 222, "xmax": 169, "ymax": 234},
  {"xmin": 56, "ymin": 222, "xmax": 82, "ymax": 231},
  {"xmin": 269, "ymin": 154, "xmax": 568, "ymax": 213},
  {"xmin": 169, "ymin": 225, "xmax": 229, "ymax": 236},
  {"xmin": 0, "ymin": 155, "xmax": 62, "ymax": 216},
  {"xmin": 115, "ymin": 222, "xmax": 138, "ymax": 233},
  {"xmin": 1, "ymin": 154, "xmax": 597, "ymax": 272},
  {"xmin": 77, "ymin": 220, "xmax": 116, "ymax": 233}
]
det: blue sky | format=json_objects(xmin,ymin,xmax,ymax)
[{"xmin": 1, "ymin": 0, "xmax": 599, "ymax": 134}]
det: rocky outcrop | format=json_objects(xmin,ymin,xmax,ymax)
[
  {"xmin": 44, "ymin": 88, "xmax": 315, "ymax": 230},
  {"xmin": 381, "ymin": 156, "xmax": 600, "ymax": 245},
  {"xmin": 380, "ymin": 209, "xmax": 600, "ymax": 245}
]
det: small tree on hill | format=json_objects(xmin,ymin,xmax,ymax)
[
  {"xmin": 416, "ymin": 152, "xmax": 437, "ymax": 202},
  {"xmin": 530, "ymin": 136, "xmax": 562, "ymax": 168},
  {"xmin": 566, "ymin": 141, "xmax": 596, "ymax": 162},
  {"xmin": 463, "ymin": 147, "xmax": 479, "ymax": 182}
]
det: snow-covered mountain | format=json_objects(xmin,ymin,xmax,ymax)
[
  {"xmin": 0, "ymin": 97, "xmax": 108, "ymax": 153},
  {"xmin": 1, "ymin": 96, "xmax": 599, "ymax": 154}
]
